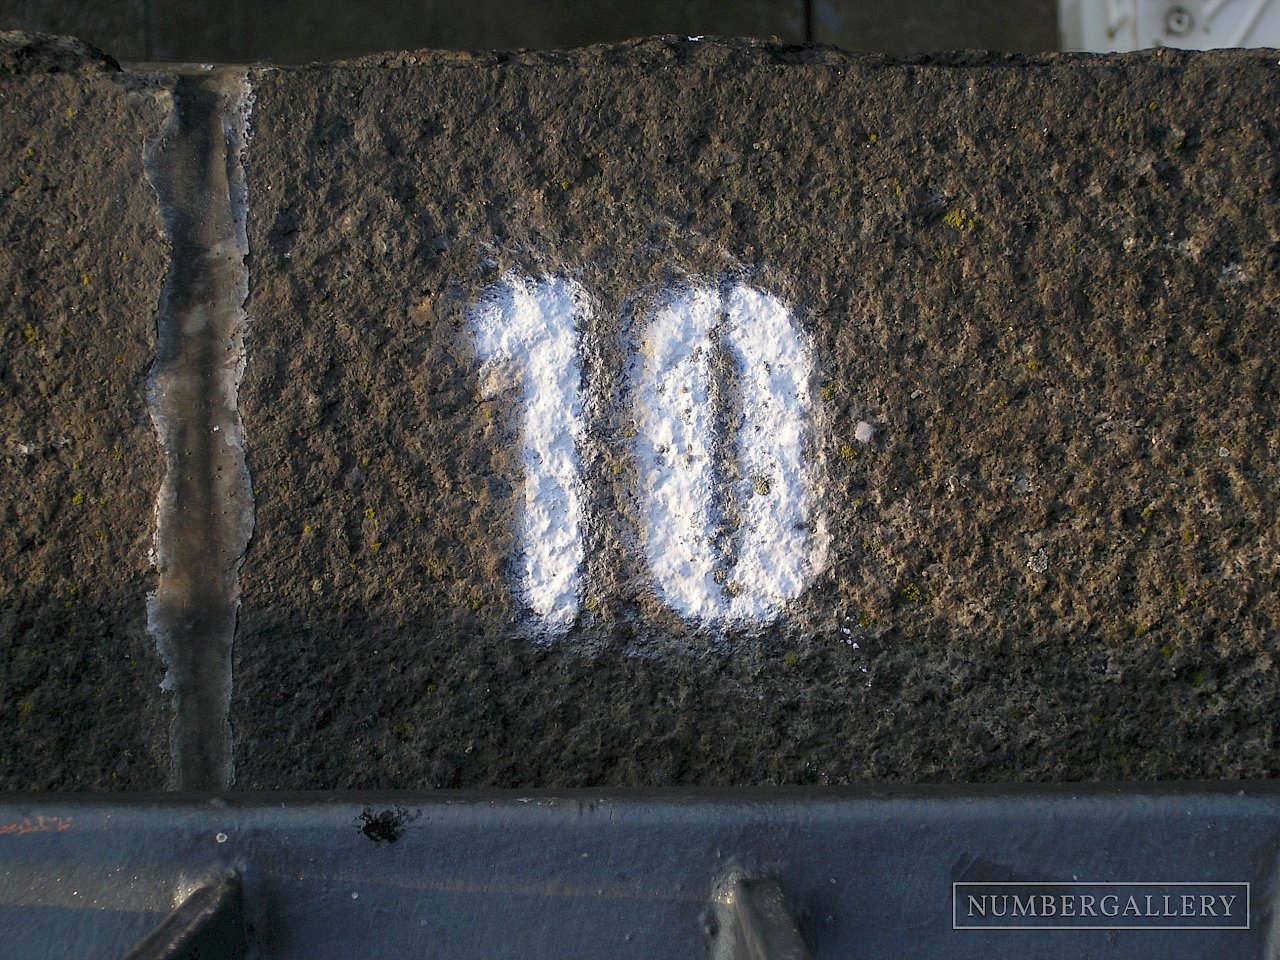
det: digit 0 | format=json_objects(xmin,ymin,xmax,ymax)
[{"xmin": 634, "ymin": 282, "xmax": 823, "ymax": 627}]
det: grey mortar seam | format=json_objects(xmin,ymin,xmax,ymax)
[{"xmin": 143, "ymin": 68, "xmax": 255, "ymax": 792}]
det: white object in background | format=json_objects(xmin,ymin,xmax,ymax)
[
  {"xmin": 1060, "ymin": 0, "xmax": 1280, "ymax": 51},
  {"xmin": 469, "ymin": 274, "xmax": 588, "ymax": 631},
  {"xmin": 634, "ymin": 282, "xmax": 825, "ymax": 628}
]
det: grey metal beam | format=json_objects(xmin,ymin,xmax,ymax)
[
  {"xmin": 0, "ymin": 784, "xmax": 1276, "ymax": 959},
  {"xmin": 713, "ymin": 875, "xmax": 812, "ymax": 960},
  {"xmin": 121, "ymin": 873, "xmax": 245, "ymax": 960}
]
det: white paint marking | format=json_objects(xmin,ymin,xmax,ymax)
[
  {"xmin": 635, "ymin": 282, "xmax": 825, "ymax": 626},
  {"xmin": 469, "ymin": 274, "xmax": 588, "ymax": 631},
  {"xmin": 634, "ymin": 286, "xmax": 720, "ymax": 622}
]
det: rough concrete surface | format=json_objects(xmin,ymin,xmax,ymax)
[
  {"xmin": 1, "ymin": 33, "xmax": 1279, "ymax": 793},
  {"xmin": 233, "ymin": 41, "xmax": 1280, "ymax": 789},
  {"xmin": 0, "ymin": 32, "xmax": 170, "ymax": 789}
]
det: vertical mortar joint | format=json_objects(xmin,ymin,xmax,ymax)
[{"xmin": 143, "ymin": 68, "xmax": 254, "ymax": 792}]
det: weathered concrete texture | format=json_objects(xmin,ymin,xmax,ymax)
[
  {"xmin": 814, "ymin": 0, "xmax": 1059, "ymax": 54},
  {"xmin": 0, "ymin": 32, "xmax": 170, "ymax": 789},
  {"xmin": 234, "ymin": 41, "xmax": 1280, "ymax": 789}
]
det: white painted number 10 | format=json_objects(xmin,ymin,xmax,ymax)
[{"xmin": 469, "ymin": 274, "xmax": 825, "ymax": 632}]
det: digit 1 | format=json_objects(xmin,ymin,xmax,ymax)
[{"xmin": 469, "ymin": 274, "xmax": 588, "ymax": 631}]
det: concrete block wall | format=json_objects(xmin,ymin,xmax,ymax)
[
  {"xmin": 1, "ymin": 30, "xmax": 1278, "ymax": 792},
  {"xmin": 1, "ymin": 35, "xmax": 170, "ymax": 789}
]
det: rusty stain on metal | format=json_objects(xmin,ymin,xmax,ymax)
[{"xmin": 0, "ymin": 816, "xmax": 73, "ymax": 837}]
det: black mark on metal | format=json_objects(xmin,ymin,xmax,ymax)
[{"xmin": 358, "ymin": 806, "xmax": 419, "ymax": 844}]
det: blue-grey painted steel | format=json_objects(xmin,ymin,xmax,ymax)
[
  {"xmin": 0, "ymin": 784, "xmax": 1276, "ymax": 959},
  {"xmin": 121, "ymin": 873, "xmax": 245, "ymax": 960}
]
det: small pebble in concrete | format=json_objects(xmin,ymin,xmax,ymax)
[{"xmin": 854, "ymin": 420, "xmax": 875, "ymax": 443}]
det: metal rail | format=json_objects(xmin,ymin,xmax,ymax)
[
  {"xmin": 122, "ymin": 873, "xmax": 245, "ymax": 960},
  {"xmin": 0, "ymin": 784, "xmax": 1275, "ymax": 959}
]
